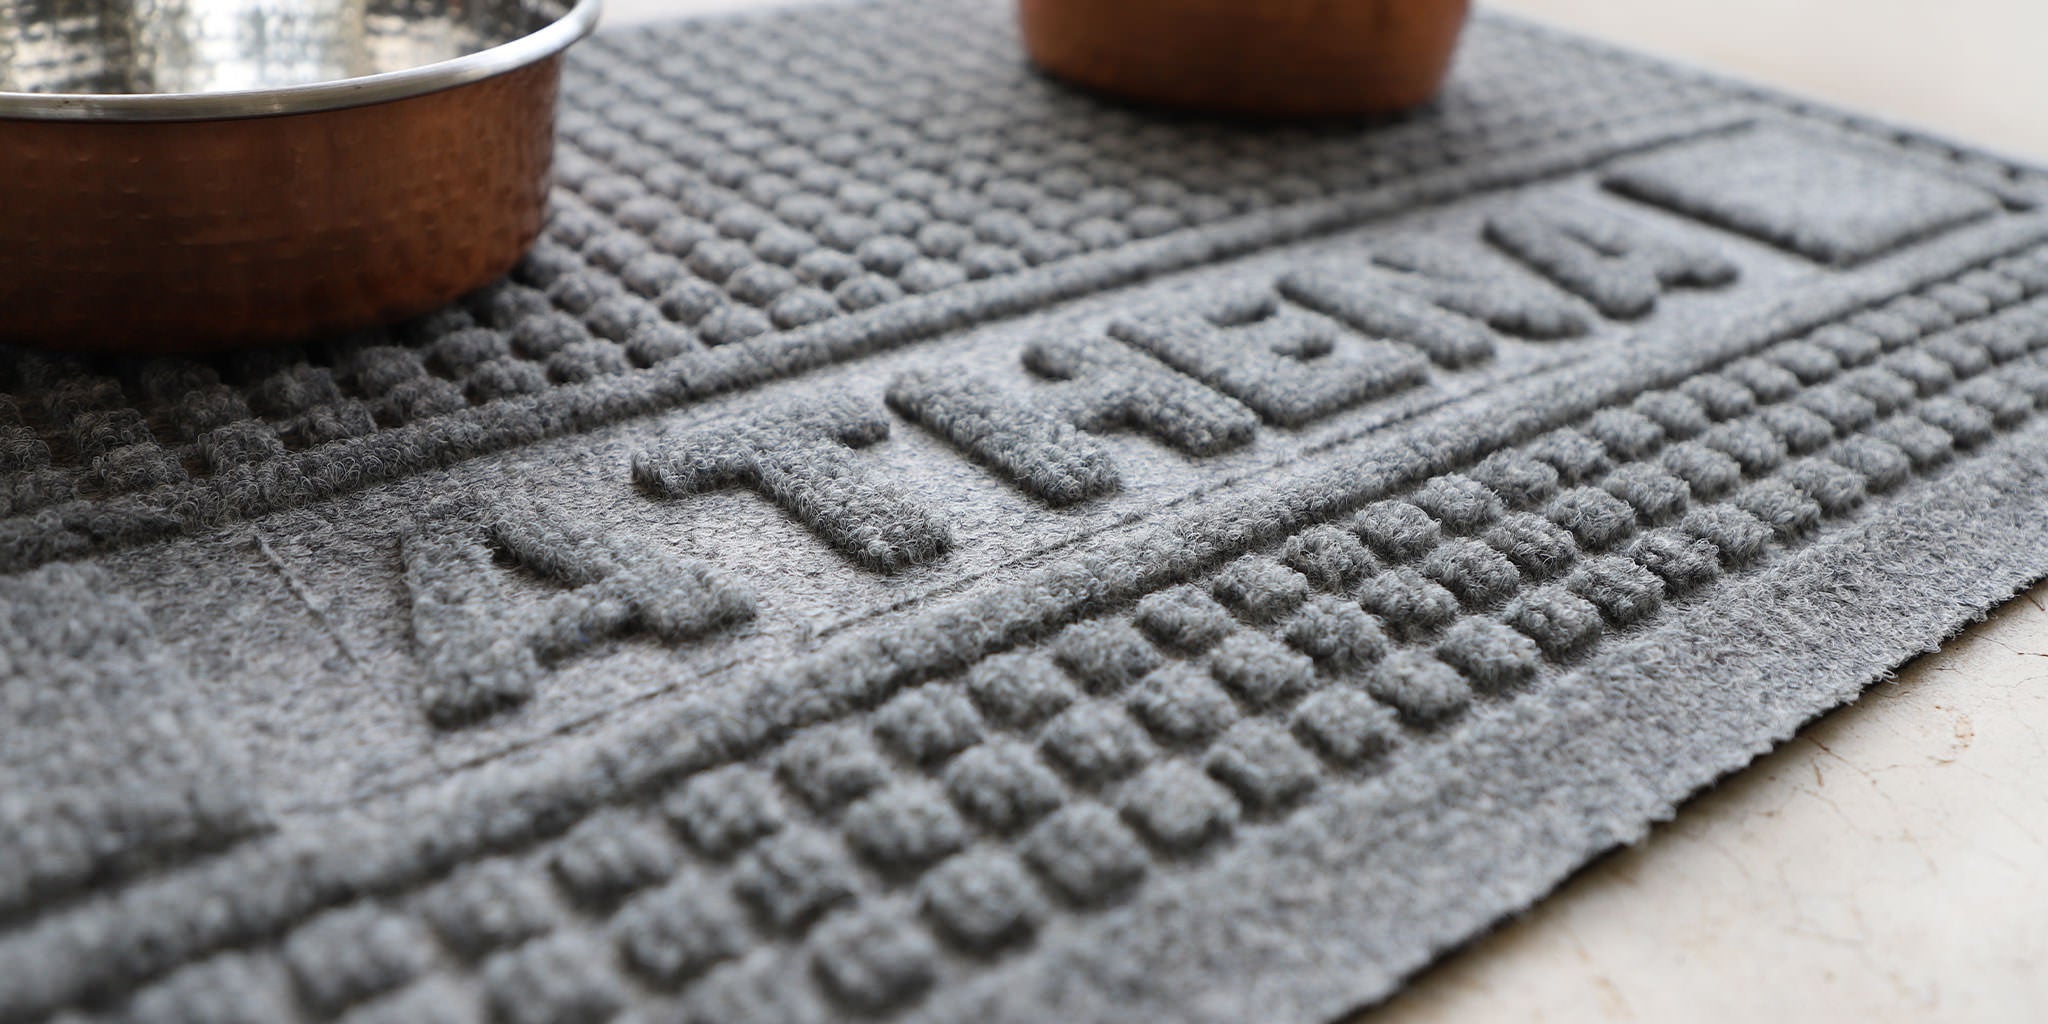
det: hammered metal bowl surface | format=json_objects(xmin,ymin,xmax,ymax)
[
  {"xmin": 0, "ymin": 0, "xmax": 600, "ymax": 353},
  {"xmin": 2, "ymin": 0, "xmax": 546, "ymax": 98},
  {"xmin": 1019, "ymin": 0, "xmax": 1471, "ymax": 117}
]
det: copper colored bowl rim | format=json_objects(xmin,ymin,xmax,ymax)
[{"xmin": 0, "ymin": 0, "xmax": 601, "ymax": 123}]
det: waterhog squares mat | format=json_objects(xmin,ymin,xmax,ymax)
[{"xmin": 9, "ymin": 2, "xmax": 2048, "ymax": 1022}]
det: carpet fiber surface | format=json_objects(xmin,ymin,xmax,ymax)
[{"xmin": 6, "ymin": 2, "xmax": 2048, "ymax": 1022}]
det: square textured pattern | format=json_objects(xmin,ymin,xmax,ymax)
[{"xmin": 6, "ymin": 2, "xmax": 2048, "ymax": 1023}]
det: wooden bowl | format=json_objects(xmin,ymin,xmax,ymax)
[
  {"xmin": 1018, "ymin": 0, "xmax": 1472, "ymax": 118},
  {"xmin": 0, "ymin": 0, "xmax": 600, "ymax": 354}
]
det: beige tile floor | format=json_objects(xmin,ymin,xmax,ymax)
[
  {"xmin": 1494, "ymin": 0, "xmax": 2048, "ymax": 165},
  {"xmin": 602, "ymin": 2, "xmax": 2048, "ymax": 1019}
]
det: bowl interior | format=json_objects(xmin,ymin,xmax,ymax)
[{"xmin": 0, "ymin": 0, "xmax": 571, "ymax": 96}]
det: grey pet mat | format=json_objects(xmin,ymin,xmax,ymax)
[{"xmin": 6, "ymin": 2, "xmax": 2048, "ymax": 1022}]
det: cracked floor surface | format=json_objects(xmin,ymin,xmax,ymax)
[{"xmin": 604, "ymin": 0, "xmax": 2048, "ymax": 1018}]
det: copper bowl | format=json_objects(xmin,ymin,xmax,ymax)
[
  {"xmin": 0, "ymin": 0, "xmax": 601, "ymax": 354},
  {"xmin": 1018, "ymin": 0, "xmax": 1471, "ymax": 119}
]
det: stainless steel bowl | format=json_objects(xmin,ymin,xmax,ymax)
[{"xmin": 0, "ymin": 0, "xmax": 602, "ymax": 352}]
